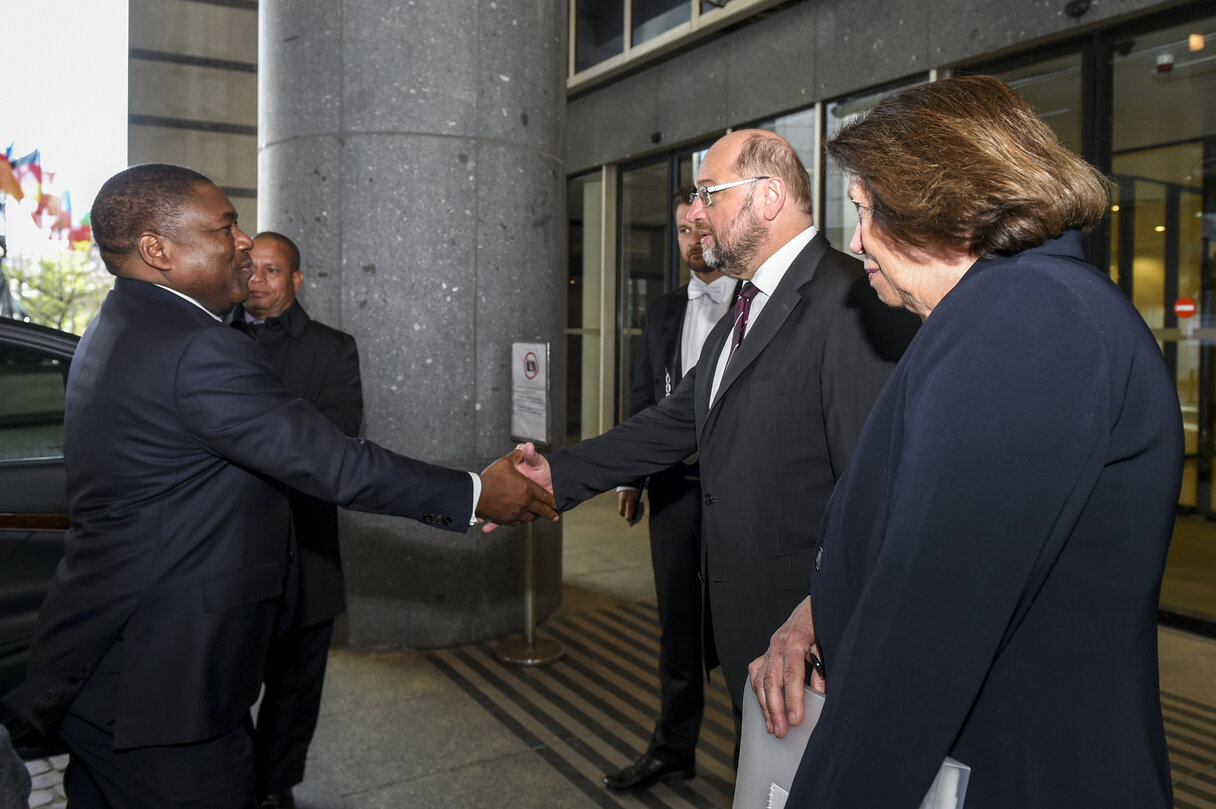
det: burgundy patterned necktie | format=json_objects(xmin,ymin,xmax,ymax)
[{"xmin": 727, "ymin": 281, "xmax": 758, "ymax": 365}]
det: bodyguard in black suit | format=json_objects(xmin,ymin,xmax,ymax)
[
  {"xmin": 515, "ymin": 130, "xmax": 920, "ymax": 713},
  {"xmin": 0, "ymin": 164, "xmax": 556, "ymax": 809},
  {"xmin": 230, "ymin": 232, "xmax": 361, "ymax": 809},
  {"xmin": 604, "ymin": 189, "xmax": 737, "ymax": 793}
]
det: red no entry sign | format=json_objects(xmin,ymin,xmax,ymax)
[{"xmin": 1175, "ymin": 297, "xmax": 1197, "ymax": 318}]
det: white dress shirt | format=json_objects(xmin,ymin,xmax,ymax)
[
  {"xmin": 681, "ymin": 275, "xmax": 737, "ymax": 381},
  {"xmin": 709, "ymin": 226, "xmax": 818, "ymax": 404}
]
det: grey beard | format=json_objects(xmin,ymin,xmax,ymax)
[
  {"xmin": 703, "ymin": 224, "xmax": 765, "ymax": 278},
  {"xmin": 702, "ymin": 198, "xmax": 764, "ymax": 278}
]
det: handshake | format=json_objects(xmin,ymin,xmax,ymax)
[{"xmin": 474, "ymin": 442, "xmax": 557, "ymax": 531}]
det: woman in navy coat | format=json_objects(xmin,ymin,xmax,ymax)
[{"xmin": 748, "ymin": 75, "xmax": 1182, "ymax": 808}]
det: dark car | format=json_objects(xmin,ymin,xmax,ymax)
[{"xmin": 0, "ymin": 318, "xmax": 77, "ymax": 705}]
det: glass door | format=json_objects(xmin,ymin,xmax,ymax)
[
  {"xmin": 567, "ymin": 171, "xmax": 607, "ymax": 444},
  {"xmin": 1110, "ymin": 14, "xmax": 1216, "ymax": 627},
  {"xmin": 615, "ymin": 148, "xmax": 709, "ymax": 421},
  {"xmin": 618, "ymin": 159, "xmax": 671, "ymax": 421}
]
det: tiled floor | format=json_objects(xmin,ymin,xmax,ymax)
[{"xmin": 19, "ymin": 491, "xmax": 1216, "ymax": 808}]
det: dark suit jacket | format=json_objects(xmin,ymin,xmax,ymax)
[
  {"xmin": 625, "ymin": 285, "xmax": 696, "ymax": 496},
  {"xmin": 794, "ymin": 232, "xmax": 1180, "ymax": 808},
  {"xmin": 630, "ymin": 286, "xmax": 690, "ymax": 415},
  {"xmin": 3, "ymin": 278, "xmax": 471, "ymax": 749},
  {"xmin": 231, "ymin": 301, "xmax": 362, "ymax": 627},
  {"xmin": 626, "ymin": 284, "xmax": 719, "ymax": 674},
  {"xmin": 549, "ymin": 234, "xmax": 920, "ymax": 704}
]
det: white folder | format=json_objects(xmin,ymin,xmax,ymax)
[{"xmin": 733, "ymin": 686, "xmax": 970, "ymax": 809}]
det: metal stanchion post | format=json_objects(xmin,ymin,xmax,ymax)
[{"xmin": 494, "ymin": 521, "xmax": 564, "ymax": 666}]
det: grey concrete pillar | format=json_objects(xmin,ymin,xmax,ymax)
[{"xmin": 258, "ymin": 0, "xmax": 567, "ymax": 648}]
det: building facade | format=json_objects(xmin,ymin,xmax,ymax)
[
  {"xmin": 564, "ymin": 0, "xmax": 1216, "ymax": 632},
  {"xmin": 119, "ymin": 0, "xmax": 1215, "ymax": 640}
]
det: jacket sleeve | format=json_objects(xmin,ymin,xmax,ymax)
[
  {"xmin": 550, "ymin": 365, "xmax": 699, "ymax": 511},
  {"xmin": 174, "ymin": 326, "xmax": 472, "ymax": 530},
  {"xmin": 622, "ymin": 294, "xmax": 670, "ymax": 492}
]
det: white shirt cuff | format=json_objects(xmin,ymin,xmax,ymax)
[{"xmin": 469, "ymin": 472, "xmax": 482, "ymax": 526}]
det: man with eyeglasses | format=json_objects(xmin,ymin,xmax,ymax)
[{"xmin": 509, "ymin": 129, "xmax": 921, "ymax": 733}]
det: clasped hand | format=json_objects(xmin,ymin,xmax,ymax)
[{"xmin": 476, "ymin": 442, "xmax": 557, "ymax": 532}]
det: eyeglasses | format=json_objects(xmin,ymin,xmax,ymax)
[{"xmin": 688, "ymin": 176, "xmax": 771, "ymax": 207}]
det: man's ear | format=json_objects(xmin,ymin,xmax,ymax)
[
  {"xmin": 761, "ymin": 176, "xmax": 786, "ymax": 222},
  {"xmin": 291, "ymin": 269, "xmax": 303, "ymax": 293},
  {"xmin": 137, "ymin": 232, "xmax": 173, "ymax": 273}
]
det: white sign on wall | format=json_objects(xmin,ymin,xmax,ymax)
[{"xmin": 510, "ymin": 342, "xmax": 549, "ymax": 446}]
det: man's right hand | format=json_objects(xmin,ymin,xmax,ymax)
[
  {"xmin": 514, "ymin": 442, "xmax": 552, "ymax": 492},
  {"xmin": 617, "ymin": 489, "xmax": 638, "ymax": 522},
  {"xmin": 476, "ymin": 448, "xmax": 558, "ymax": 529}
]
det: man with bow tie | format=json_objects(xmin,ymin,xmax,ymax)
[{"xmin": 603, "ymin": 186, "xmax": 737, "ymax": 794}]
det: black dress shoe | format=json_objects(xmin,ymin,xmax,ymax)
[
  {"xmin": 602, "ymin": 753, "xmax": 695, "ymax": 793},
  {"xmin": 259, "ymin": 790, "xmax": 296, "ymax": 809}
]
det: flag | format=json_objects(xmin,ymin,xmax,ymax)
[
  {"xmin": 33, "ymin": 191, "xmax": 59, "ymax": 229},
  {"xmin": 68, "ymin": 223, "xmax": 93, "ymax": 246},
  {"xmin": 69, "ymin": 210, "xmax": 93, "ymax": 246},
  {"xmin": 53, "ymin": 189, "xmax": 72, "ymax": 231},
  {"xmin": 0, "ymin": 157, "xmax": 22, "ymax": 200},
  {"xmin": 11, "ymin": 150, "xmax": 43, "ymax": 209}
]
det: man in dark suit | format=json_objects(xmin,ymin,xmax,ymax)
[
  {"xmin": 229, "ymin": 232, "xmax": 361, "ymax": 809},
  {"xmin": 0, "ymin": 164, "xmax": 555, "ymax": 809},
  {"xmin": 604, "ymin": 187, "xmax": 737, "ymax": 793},
  {"xmin": 516, "ymin": 130, "xmax": 920, "ymax": 717}
]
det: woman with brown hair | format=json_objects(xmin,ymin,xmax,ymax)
[{"xmin": 749, "ymin": 75, "xmax": 1182, "ymax": 808}]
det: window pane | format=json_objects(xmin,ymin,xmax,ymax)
[
  {"xmin": 618, "ymin": 160, "xmax": 670, "ymax": 420},
  {"xmin": 567, "ymin": 172, "xmax": 605, "ymax": 443},
  {"xmin": 632, "ymin": 0, "xmax": 689, "ymax": 47},
  {"xmin": 575, "ymin": 0, "xmax": 625, "ymax": 72},
  {"xmin": 0, "ymin": 344, "xmax": 68, "ymax": 461},
  {"xmin": 990, "ymin": 54, "xmax": 1083, "ymax": 155},
  {"xmin": 1109, "ymin": 14, "xmax": 1216, "ymax": 625}
]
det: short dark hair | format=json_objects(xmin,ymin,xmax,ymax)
[
  {"xmin": 732, "ymin": 130, "xmax": 814, "ymax": 218},
  {"xmin": 674, "ymin": 185, "xmax": 696, "ymax": 215},
  {"xmin": 825, "ymin": 75, "xmax": 1109, "ymax": 259},
  {"xmin": 92, "ymin": 163, "xmax": 212, "ymax": 274},
  {"xmin": 253, "ymin": 231, "xmax": 302, "ymax": 273}
]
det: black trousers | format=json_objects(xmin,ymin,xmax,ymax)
[
  {"xmin": 58, "ymin": 637, "xmax": 257, "ymax": 809},
  {"xmin": 644, "ymin": 467, "xmax": 708, "ymax": 766},
  {"xmin": 253, "ymin": 618, "xmax": 334, "ymax": 796}
]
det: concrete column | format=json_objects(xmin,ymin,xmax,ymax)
[{"xmin": 259, "ymin": 0, "xmax": 567, "ymax": 648}]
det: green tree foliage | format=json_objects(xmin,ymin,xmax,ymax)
[{"xmin": 5, "ymin": 243, "xmax": 112, "ymax": 335}]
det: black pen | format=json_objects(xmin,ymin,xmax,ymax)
[{"xmin": 809, "ymin": 651, "xmax": 826, "ymax": 681}]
